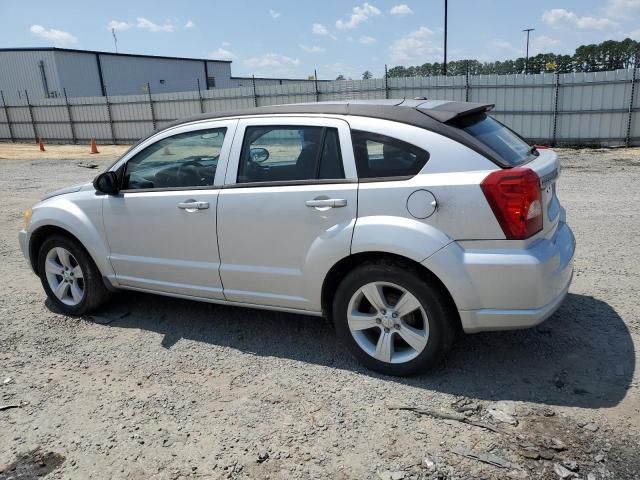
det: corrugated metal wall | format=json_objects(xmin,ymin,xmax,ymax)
[
  {"xmin": 1, "ymin": 68, "xmax": 638, "ymax": 146},
  {"xmin": 0, "ymin": 51, "xmax": 61, "ymax": 101},
  {"xmin": 99, "ymin": 54, "xmax": 206, "ymax": 96},
  {"xmin": 54, "ymin": 51, "xmax": 103, "ymax": 98}
]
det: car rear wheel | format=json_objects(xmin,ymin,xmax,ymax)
[
  {"xmin": 37, "ymin": 235, "xmax": 111, "ymax": 315},
  {"xmin": 333, "ymin": 260, "xmax": 456, "ymax": 376}
]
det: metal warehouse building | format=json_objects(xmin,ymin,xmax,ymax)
[{"xmin": 0, "ymin": 47, "xmax": 316, "ymax": 100}]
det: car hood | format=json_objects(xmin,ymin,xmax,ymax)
[{"xmin": 42, "ymin": 182, "xmax": 92, "ymax": 200}]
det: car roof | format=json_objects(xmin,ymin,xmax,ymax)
[
  {"xmin": 165, "ymin": 99, "xmax": 494, "ymax": 129},
  {"xmin": 120, "ymin": 99, "xmax": 505, "ymax": 168}
]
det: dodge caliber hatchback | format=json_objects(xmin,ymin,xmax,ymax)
[{"xmin": 19, "ymin": 100, "xmax": 575, "ymax": 375}]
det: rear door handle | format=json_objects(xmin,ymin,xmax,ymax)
[
  {"xmin": 305, "ymin": 198, "xmax": 347, "ymax": 208},
  {"xmin": 177, "ymin": 201, "xmax": 209, "ymax": 210}
]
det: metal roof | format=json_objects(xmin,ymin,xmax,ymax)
[{"xmin": 0, "ymin": 47, "xmax": 233, "ymax": 64}]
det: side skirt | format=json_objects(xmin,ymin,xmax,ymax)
[{"xmin": 115, "ymin": 284, "xmax": 324, "ymax": 317}]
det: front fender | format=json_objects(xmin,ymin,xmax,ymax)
[
  {"xmin": 351, "ymin": 215, "xmax": 452, "ymax": 263},
  {"xmin": 27, "ymin": 193, "xmax": 113, "ymax": 278}
]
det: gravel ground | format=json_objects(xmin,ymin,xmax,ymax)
[{"xmin": 0, "ymin": 145, "xmax": 639, "ymax": 480}]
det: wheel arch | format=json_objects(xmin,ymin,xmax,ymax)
[
  {"xmin": 321, "ymin": 251, "xmax": 462, "ymax": 331},
  {"xmin": 29, "ymin": 225, "xmax": 113, "ymax": 291}
]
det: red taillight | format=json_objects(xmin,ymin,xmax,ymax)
[{"xmin": 480, "ymin": 167, "xmax": 543, "ymax": 240}]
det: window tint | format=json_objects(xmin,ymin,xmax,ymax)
[
  {"xmin": 124, "ymin": 128, "xmax": 226, "ymax": 190},
  {"xmin": 318, "ymin": 128, "xmax": 345, "ymax": 180},
  {"xmin": 452, "ymin": 113, "xmax": 534, "ymax": 167},
  {"xmin": 237, "ymin": 126, "xmax": 345, "ymax": 183},
  {"xmin": 351, "ymin": 130, "xmax": 429, "ymax": 179}
]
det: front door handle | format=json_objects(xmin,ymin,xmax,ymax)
[
  {"xmin": 177, "ymin": 201, "xmax": 209, "ymax": 211},
  {"xmin": 305, "ymin": 198, "xmax": 348, "ymax": 208}
]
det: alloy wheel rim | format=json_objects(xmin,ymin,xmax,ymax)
[
  {"xmin": 347, "ymin": 281, "xmax": 429, "ymax": 364},
  {"xmin": 44, "ymin": 247, "xmax": 85, "ymax": 306}
]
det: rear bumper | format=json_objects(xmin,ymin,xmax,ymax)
[{"xmin": 424, "ymin": 221, "xmax": 575, "ymax": 333}]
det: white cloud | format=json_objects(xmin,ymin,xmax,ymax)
[
  {"xmin": 136, "ymin": 17, "xmax": 175, "ymax": 32},
  {"xmin": 336, "ymin": 2, "xmax": 381, "ymax": 29},
  {"xmin": 542, "ymin": 9, "xmax": 617, "ymax": 30},
  {"xmin": 244, "ymin": 53, "xmax": 300, "ymax": 68},
  {"xmin": 531, "ymin": 35, "xmax": 562, "ymax": 54},
  {"xmin": 269, "ymin": 9, "xmax": 281, "ymax": 19},
  {"xmin": 390, "ymin": 4, "xmax": 413, "ymax": 15},
  {"xmin": 607, "ymin": 0, "xmax": 640, "ymax": 18},
  {"xmin": 299, "ymin": 44, "xmax": 325, "ymax": 53},
  {"xmin": 359, "ymin": 35, "xmax": 376, "ymax": 44},
  {"xmin": 389, "ymin": 26, "xmax": 441, "ymax": 64},
  {"xmin": 312, "ymin": 23, "xmax": 329, "ymax": 35},
  {"xmin": 185, "ymin": 20, "xmax": 195, "ymax": 28},
  {"xmin": 628, "ymin": 28, "xmax": 640, "ymax": 39},
  {"xmin": 29, "ymin": 25, "xmax": 78, "ymax": 46},
  {"xmin": 324, "ymin": 62, "xmax": 357, "ymax": 79},
  {"xmin": 107, "ymin": 20, "xmax": 132, "ymax": 31},
  {"xmin": 491, "ymin": 39, "xmax": 523, "ymax": 56},
  {"xmin": 210, "ymin": 48, "xmax": 236, "ymax": 60},
  {"xmin": 222, "ymin": 41, "xmax": 231, "ymax": 47}
]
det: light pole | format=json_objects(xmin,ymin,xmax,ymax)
[
  {"xmin": 523, "ymin": 28, "xmax": 534, "ymax": 74},
  {"xmin": 443, "ymin": 0, "xmax": 448, "ymax": 75}
]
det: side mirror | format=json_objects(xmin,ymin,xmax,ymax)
[
  {"xmin": 93, "ymin": 171, "xmax": 119, "ymax": 194},
  {"xmin": 249, "ymin": 147, "xmax": 270, "ymax": 163}
]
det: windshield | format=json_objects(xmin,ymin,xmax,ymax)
[{"xmin": 453, "ymin": 113, "xmax": 535, "ymax": 167}]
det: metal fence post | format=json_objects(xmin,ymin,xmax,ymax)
[
  {"xmin": 465, "ymin": 61, "xmax": 470, "ymax": 102},
  {"xmin": 551, "ymin": 72, "xmax": 560, "ymax": 147},
  {"xmin": 146, "ymin": 82, "xmax": 157, "ymax": 131},
  {"xmin": 63, "ymin": 88, "xmax": 77, "ymax": 144},
  {"xmin": 625, "ymin": 62, "xmax": 638, "ymax": 147},
  {"xmin": 24, "ymin": 90, "xmax": 38, "ymax": 142},
  {"xmin": 384, "ymin": 64, "xmax": 389, "ymax": 99},
  {"xmin": 104, "ymin": 89, "xmax": 116, "ymax": 144},
  {"xmin": 251, "ymin": 75, "xmax": 258, "ymax": 107},
  {"xmin": 0, "ymin": 90, "xmax": 15, "ymax": 142},
  {"xmin": 197, "ymin": 78, "xmax": 205, "ymax": 113},
  {"xmin": 314, "ymin": 69, "xmax": 319, "ymax": 103}
]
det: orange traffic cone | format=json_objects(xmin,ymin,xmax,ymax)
[
  {"xmin": 38, "ymin": 138, "xmax": 45, "ymax": 152},
  {"xmin": 90, "ymin": 138, "xmax": 99, "ymax": 154}
]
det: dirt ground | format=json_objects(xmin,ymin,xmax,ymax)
[{"xmin": 0, "ymin": 144, "xmax": 639, "ymax": 480}]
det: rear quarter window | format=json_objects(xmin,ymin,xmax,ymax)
[
  {"xmin": 451, "ymin": 113, "xmax": 535, "ymax": 167},
  {"xmin": 351, "ymin": 130, "xmax": 429, "ymax": 180}
]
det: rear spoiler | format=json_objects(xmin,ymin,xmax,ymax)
[{"xmin": 416, "ymin": 101, "xmax": 494, "ymax": 123}]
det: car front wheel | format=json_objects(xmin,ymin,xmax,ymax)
[
  {"xmin": 333, "ymin": 260, "xmax": 456, "ymax": 376},
  {"xmin": 37, "ymin": 235, "xmax": 111, "ymax": 315}
]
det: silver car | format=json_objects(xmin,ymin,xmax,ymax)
[{"xmin": 19, "ymin": 100, "xmax": 575, "ymax": 375}]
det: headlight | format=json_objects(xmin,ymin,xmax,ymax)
[{"xmin": 23, "ymin": 208, "xmax": 32, "ymax": 230}]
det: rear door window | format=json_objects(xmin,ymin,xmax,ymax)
[
  {"xmin": 351, "ymin": 130, "xmax": 429, "ymax": 180},
  {"xmin": 452, "ymin": 113, "xmax": 535, "ymax": 166},
  {"xmin": 237, "ymin": 126, "xmax": 345, "ymax": 183}
]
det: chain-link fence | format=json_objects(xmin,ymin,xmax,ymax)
[{"xmin": 1, "ymin": 68, "xmax": 638, "ymax": 146}]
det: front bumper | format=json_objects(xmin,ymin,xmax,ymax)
[
  {"xmin": 424, "ymin": 221, "xmax": 576, "ymax": 333},
  {"xmin": 19, "ymin": 229, "xmax": 28, "ymax": 260}
]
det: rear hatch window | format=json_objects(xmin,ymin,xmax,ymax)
[{"xmin": 452, "ymin": 113, "xmax": 535, "ymax": 167}]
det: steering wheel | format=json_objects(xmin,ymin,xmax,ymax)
[{"xmin": 177, "ymin": 158, "xmax": 206, "ymax": 185}]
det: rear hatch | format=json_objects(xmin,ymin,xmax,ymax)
[
  {"xmin": 450, "ymin": 111, "xmax": 561, "ymax": 238},
  {"xmin": 525, "ymin": 148, "xmax": 561, "ymax": 237}
]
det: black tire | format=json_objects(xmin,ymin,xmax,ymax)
[
  {"xmin": 333, "ymin": 259, "xmax": 456, "ymax": 376},
  {"xmin": 37, "ymin": 234, "xmax": 111, "ymax": 315}
]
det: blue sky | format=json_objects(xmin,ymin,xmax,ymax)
[{"xmin": 3, "ymin": 0, "xmax": 640, "ymax": 79}]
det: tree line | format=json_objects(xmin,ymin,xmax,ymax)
[{"xmin": 382, "ymin": 38, "xmax": 639, "ymax": 78}]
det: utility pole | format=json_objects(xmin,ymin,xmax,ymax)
[
  {"xmin": 112, "ymin": 28, "xmax": 118, "ymax": 53},
  {"xmin": 523, "ymin": 28, "xmax": 534, "ymax": 74},
  {"xmin": 443, "ymin": 0, "xmax": 448, "ymax": 75}
]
